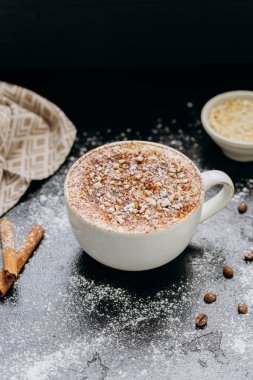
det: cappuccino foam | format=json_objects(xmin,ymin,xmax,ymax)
[{"xmin": 65, "ymin": 141, "xmax": 203, "ymax": 233}]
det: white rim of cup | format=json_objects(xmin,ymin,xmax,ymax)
[{"xmin": 201, "ymin": 90, "xmax": 253, "ymax": 148}]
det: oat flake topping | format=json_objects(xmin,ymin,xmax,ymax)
[{"xmin": 65, "ymin": 141, "xmax": 203, "ymax": 233}]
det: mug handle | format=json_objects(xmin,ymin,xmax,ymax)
[{"xmin": 200, "ymin": 170, "xmax": 234, "ymax": 223}]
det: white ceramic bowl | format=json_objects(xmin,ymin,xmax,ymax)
[{"xmin": 201, "ymin": 90, "xmax": 253, "ymax": 162}]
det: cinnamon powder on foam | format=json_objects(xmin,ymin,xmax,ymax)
[{"xmin": 65, "ymin": 142, "xmax": 203, "ymax": 233}]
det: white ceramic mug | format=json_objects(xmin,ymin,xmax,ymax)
[{"xmin": 65, "ymin": 141, "xmax": 234, "ymax": 271}]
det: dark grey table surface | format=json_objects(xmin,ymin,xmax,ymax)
[{"xmin": 1, "ymin": 100, "xmax": 253, "ymax": 380}]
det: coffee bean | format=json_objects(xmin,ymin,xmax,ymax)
[
  {"xmin": 223, "ymin": 265, "xmax": 234, "ymax": 279},
  {"xmin": 204, "ymin": 292, "xmax": 217, "ymax": 304},
  {"xmin": 244, "ymin": 251, "xmax": 253, "ymax": 262},
  {"xmin": 195, "ymin": 313, "xmax": 208, "ymax": 329},
  {"xmin": 238, "ymin": 202, "xmax": 248, "ymax": 214},
  {"xmin": 238, "ymin": 303, "xmax": 248, "ymax": 314}
]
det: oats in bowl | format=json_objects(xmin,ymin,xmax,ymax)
[{"xmin": 209, "ymin": 98, "xmax": 253, "ymax": 142}]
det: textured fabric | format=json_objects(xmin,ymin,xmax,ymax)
[{"xmin": 0, "ymin": 82, "xmax": 76, "ymax": 216}]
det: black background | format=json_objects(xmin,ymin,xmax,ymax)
[
  {"xmin": 1, "ymin": 0, "xmax": 253, "ymax": 119},
  {"xmin": 0, "ymin": 0, "xmax": 253, "ymax": 69}
]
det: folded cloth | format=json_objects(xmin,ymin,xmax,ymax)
[{"xmin": 0, "ymin": 82, "xmax": 76, "ymax": 216}]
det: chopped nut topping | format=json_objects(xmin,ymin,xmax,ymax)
[
  {"xmin": 146, "ymin": 197, "xmax": 157, "ymax": 207},
  {"xmin": 93, "ymin": 182, "xmax": 103, "ymax": 189},
  {"xmin": 66, "ymin": 141, "xmax": 203, "ymax": 233}
]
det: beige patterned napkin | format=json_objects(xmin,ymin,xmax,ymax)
[{"xmin": 0, "ymin": 82, "xmax": 76, "ymax": 216}]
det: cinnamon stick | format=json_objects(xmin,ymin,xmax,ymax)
[
  {"xmin": 17, "ymin": 224, "xmax": 45, "ymax": 270},
  {"xmin": 0, "ymin": 224, "xmax": 45, "ymax": 297},
  {"xmin": 0, "ymin": 218, "xmax": 18, "ymax": 279},
  {"xmin": 0, "ymin": 271, "xmax": 14, "ymax": 297}
]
